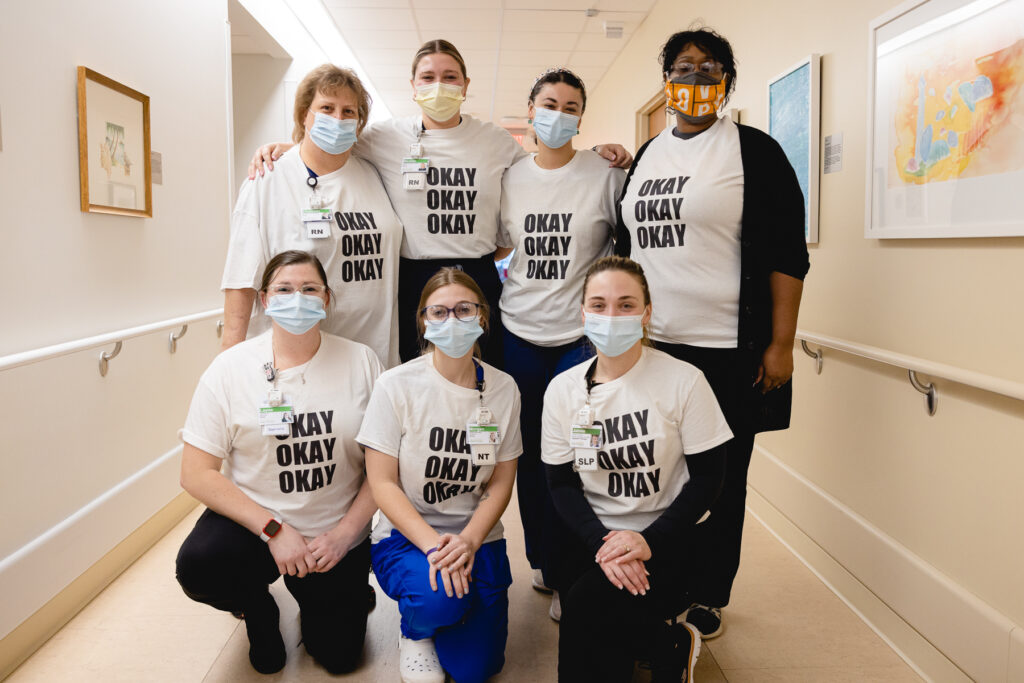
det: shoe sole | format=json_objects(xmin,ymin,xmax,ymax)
[
  {"xmin": 683, "ymin": 622, "xmax": 702, "ymax": 682},
  {"xmin": 682, "ymin": 606, "xmax": 724, "ymax": 640}
]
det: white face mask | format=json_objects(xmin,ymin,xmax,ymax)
[
  {"xmin": 583, "ymin": 312, "xmax": 644, "ymax": 357},
  {"xmin": 414, "ymin": 82, "xmax": 465, "ymax": 122}
]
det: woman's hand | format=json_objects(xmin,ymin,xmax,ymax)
[
  {"xmin": 247, "ymin": 142, "xmax": 295, "ymax": 179},
  {"xmin": 594, "ymin": 143, "xmax": 634, "ymax": 168},
  {"xmin": 426, "ymin": 536, "xmax": 474, "ymax": 599},
  {"xmin": 267, "ymin": 524, "xmax": 317, "ymax": 578},
  {"xmin": 756, "ymin": 341, "xmax": 794, "ymax": 393},
  {"xmin": 594, "ymin": 530, "xmax": 651, "ymax": 595},
  {"xmin": 306, "ymin": 526, "xmax": 357, "ymax": 573},
  {"xmin": 430, "ymin": 532, "xmax": 477, "ymax": 573}
]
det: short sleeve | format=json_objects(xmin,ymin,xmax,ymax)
[
  {"xmin": 603, "ymin": 167, "xmax": 627, "ymax": 239},
  {"xmin": 541, "ymin": 381, "xmax": 574, "ymax": 466},
  {"xmin": 181, "ymin": 377, "xmax": 232, "ymax": 459},
  {"xmin": 678, "ymin": 373, "xmax": 733, "ymax": 455},
  {"xmin": 221, "ymin": 180, "xmax": 266, "ymax": 291},
  {"xmin": 497, "ymin": 385, "xmax": 523, "ymax": 462},
  {"xmin": 356, "ymin": 380, "xmax": 403, "ymax": 457}
]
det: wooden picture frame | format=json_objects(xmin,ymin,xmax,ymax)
[
  {"xmin": 865, "ymin": 0, "xmax": 1024, "ymax": 238},
  {"xmin": 77, "ymin": 67, "xmax": 152, "ymax": 217},
  {"xmin": 768, "ymin": 54, "xmax": 821, "ymax": 244}
]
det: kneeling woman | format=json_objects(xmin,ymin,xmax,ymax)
[
  {"xmin": 176, "ymin": 250, "xmax": 383, "ymax": 674},
  {"xmin": 542, "ymin": 257, "xmax": 733, "ymax": 682},
  {"xmin": 359, "ymin": 268, "xmax": 522, "ymax": 683}
]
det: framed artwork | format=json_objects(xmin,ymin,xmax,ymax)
[
  {"xmin": 77, "ymin": 67, "xmax": 152, "ymax": 217},
  {"xmin": 768, "ymin": 54, "xmax": 821, "ymax": 244},
  {"xmin": 866, "ymin": 0, "xmax": 1024, "ymax": 238}
]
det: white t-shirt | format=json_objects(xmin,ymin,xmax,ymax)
[
  {"xmin": 182, "ymin": 331, "xmax": 384, "ymax": 538},
  {"xmin": 357, "ymin": 354, "xmax": 523, "ymax": 544},
  {"xmin": 541, "ymin": 347, "xmax": 732, "ymax": 532},
  {"xmin": 222, "ymin": 147, "xmax": 402, "ymax": 367},
  {"xmin": 498, "ymin": 150, "xmax": 624, "ymax": 346},
  {"xmin": 355, "ymin": 114, "xmax": 528, "ymax": 260},
  {"xmin": 619, "ymin": 117, "xmax": 745, "ymax": 347}
]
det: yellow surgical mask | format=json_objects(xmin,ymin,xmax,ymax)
[
  {"xmin": 665, "ymin": 73, "xmax": 729, "ymax": 124},
  {"xmin": 414, "ymin": 82, "xmax": 465, "ymax": 122}
]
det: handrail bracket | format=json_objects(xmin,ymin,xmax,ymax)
[
  {"xmin": 908, "ymin": 370, "xmax": 938, "ymax": 416},
  {"xmin": 800, "ymin": 340, "xmax": 823, "ymax": 374}
]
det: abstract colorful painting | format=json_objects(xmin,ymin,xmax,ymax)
[{"xmin": 867, "ymin": 0, "xmax": 1024, "ymax": 238}]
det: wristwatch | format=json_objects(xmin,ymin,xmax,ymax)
[{"xmin": 259, "ymin": 516, "xmax": 283, "ymax": 542}]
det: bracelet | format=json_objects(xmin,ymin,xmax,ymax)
[{"xmin": 425, "ymin": 546, "xmax": 439, "ymax": 558}]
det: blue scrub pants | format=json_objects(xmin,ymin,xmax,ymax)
[
  {"xmin": 502, "ymin": 329, "xmax": 593, "ymax": 581},
  {"xmin": 371, "ymin": 530, "xmax": 513, "ymax": 683}
]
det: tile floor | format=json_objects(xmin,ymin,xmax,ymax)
[{"xmin": 8, "ymin": 493, "xmax": 922, "ymax": 682}]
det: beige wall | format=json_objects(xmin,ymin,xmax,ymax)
[
  {"xmin": 0, "ymin": 0, "xmax": 229, "ymax": 653},
  {"xmin": 581, "ymin": 0, "xmax": 1024, "ymax": 678}
]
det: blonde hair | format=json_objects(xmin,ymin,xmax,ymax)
[
  {"xmin": 411, "ymin": 39, "xmax": 468, "ymax": 79},
  {"xmin": 292, "ymin": 64, "xmax": 371, "ymax": 144},
  {"xmin": 417, "ymin": 267, "xmax": 489, "ymax": 355}
]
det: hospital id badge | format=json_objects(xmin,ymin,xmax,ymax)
[
  {"xmin": 404, "ymin": 172, "xmax": 426, "ymax": 191},
  {"xmin": 259, "ymin": 401, "xmax": 294, "ymax": 436},
  {"xmin": 467, "ymin": 423, "xmax": 499, "ymax": 465},
  {"xmin": 401, "ymin": 156, "xmax": 429, "ymax": 173},
  {"xmin": 570, "ymin": 423, "xmax": 601, "ymax": 472}
]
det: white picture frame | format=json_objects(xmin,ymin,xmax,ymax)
[{"xmin": 865, "ymin": 0, "xmax": 1024, "ymax": 238}]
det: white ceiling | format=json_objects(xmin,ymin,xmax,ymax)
[{"xmin": 319, "ymin": 0, "xmax": 656, "ymax": 126}]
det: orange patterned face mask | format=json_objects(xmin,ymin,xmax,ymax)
[{"xmin": 664, "ymin": 74, "xmax": 729, "ymax": 123}]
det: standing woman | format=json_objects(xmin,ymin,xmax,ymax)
[
  {"xmin": 359, "ymin": 268, "xmax": 522, "ymax": 683},
  {"xmin": 249, "ymin": 40, "xmax": 634, "ymax": 367},
  {"xmin": 176, "ymin": 250, "xmax": 383, "ymax": 674},
  {"xmin": 221, "ymin": 64, "xmax": 403, "ymax": 367},
  {"xmin": 615, "ymin": 28, "xmax": 810, "ymax": 639},
  {"xmin": 496, "ymin": 68, "xmax": 624, "ymax": 614},
  {"xmin": 542, "ymin": 256, "xmax": 733, "ymax": 681}
]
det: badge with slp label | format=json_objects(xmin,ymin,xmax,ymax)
[
  {"xmin": 570, "ymin": 423, "xmax": 602, "ymax": 472},
  {"xmin": 466, "ymin": 423, "xmax": 500, "ymax": 465}
]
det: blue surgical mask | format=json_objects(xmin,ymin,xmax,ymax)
[
  {"xmin": 531, "ymin": 107, "xmax": 579, "ymax": 149},
  {"xmin": 424, "ymin": 317, "xmax": 484, "ymax": 359},
  {"xmin": 265, "ymin": 292, "xmax": 326, "ymax": 335},
  {"xmin": 309, "ymin": 113, "xmax": 358, "ymax": 155},
  {"xmin": 584, "ymin": 312, "xmax": 644, "ymax": 357}
]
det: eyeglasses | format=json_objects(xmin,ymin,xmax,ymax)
[
  {"xmin": 421, "ymin": 302, "xmax": 483, "ymax": 324},
  {"xmin": 669, "ymin": 60, "xmax": 724, "ymax": 77},
  {"xmin": 267, "ymin": 284, "xmax": 327, "ymax": 296}
]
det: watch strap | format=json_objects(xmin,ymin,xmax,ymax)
[{"xmin": 259, "ymin": 516, "xmax": 283, "ymax": 542}]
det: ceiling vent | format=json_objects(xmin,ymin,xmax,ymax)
[{"xmin": 604, "ymin": 21, "xmax": 623, "ymax": 39}]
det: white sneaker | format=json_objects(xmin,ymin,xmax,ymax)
[
  {"xmin": 399, "ymin": 635, "xmax": 445, "ymax": 683},
  {"xmin": 532, "ymin": 568, "xmax": 553, "ymax": 594},
  {"xmin": 549, "ymin": 590, "xmax": 561, "ymax": 622}
]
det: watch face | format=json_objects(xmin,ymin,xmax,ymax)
[{"xmin": 263, "ymin": 519, "xmax": 282, "ymax": 537}]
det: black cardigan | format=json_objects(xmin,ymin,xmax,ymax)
[{"xmin": 615, "ymin": 123, "xmax": 810, "ymax": 433}]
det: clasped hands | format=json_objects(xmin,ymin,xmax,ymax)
[
  {"xmin": 426, "ymin": 532, "xmax": 477, "ymax": 599},
  {"xmin": 268, "ymin": 523, "xmax": 354, "ymax": 577},
  {"xmin": 594, "ymin": 529, "xmax": 652, "ymax": 597}
]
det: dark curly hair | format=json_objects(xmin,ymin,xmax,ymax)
[{"xmin": 659, "ymin": 28, "xmax": 737, "ymax": 101}]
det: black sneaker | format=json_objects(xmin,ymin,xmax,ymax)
[
  {"xmin": 651, "ymin": 622, "xmax": 701, "ymax": 682},
  {"xmin": 684, "ymin": 603, "xmax": 724, "ymax": 639}
]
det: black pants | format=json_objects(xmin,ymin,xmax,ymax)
[
  {"xmin": 397, "ymin": 255, "xmax": 504, "ymax": 367},
  {"xmin": 555, "ymin": 530, "xmax": 690, "ymax": 682},
  {"xmin": 657, "ymin": 342, "xmax": 758, "ymax": 608},
  {"xmin": 175, "ymin": 508, "xmax": 371, "ymax": 672}
]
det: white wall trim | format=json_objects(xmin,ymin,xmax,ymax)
[
  {"xmin": 0, "ymin": 445, "xmax": 185, "ymax": 639},
  {"xmin": 748, "ymin": 443, "xmax": 1019, "ymax": 682}
]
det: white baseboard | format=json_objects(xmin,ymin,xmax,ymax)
[
  {"xmin": 748, "ymin": 444, "xmax": 1019, "ymax": 682},
  {"xmin": 0, "ymin": 445, "xmax": 186, "ymax": 640}
]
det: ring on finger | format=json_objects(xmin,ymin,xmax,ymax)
[{"xmin": 622, "ymin": 545, "xmax": 630, "ymax": 554}]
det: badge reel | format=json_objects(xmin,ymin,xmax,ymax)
[
  {"xmin": 258, "ymin": 362, "xmax": 294, "ymax": 436},
  {"xmin": 402, "ymin": 141, "xmax": 428, "ymax": 191},
  {"xmin": 302, "ymin": 175, "xmax": 332, "ymax": 239},
  {"xmin": 467, "ymin": 406, "xmax": 500, "ymax": 466},
  {"xmin": 570, "ymin": 405, "xmax": 602, "ymax": 472}
]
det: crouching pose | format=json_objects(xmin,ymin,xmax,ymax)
[
  {"xmin": 176, "ymin": 250, "xmax": 383, "ymax": 674},
  {"xmin": 542, "ymin": 257, "xmax": 733, "ymax": 682},
  {"xmin": 360, "ymin": 268, "xmax": 522, "ymax": 683}
]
